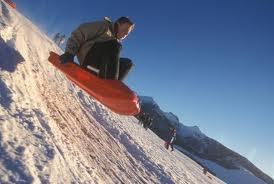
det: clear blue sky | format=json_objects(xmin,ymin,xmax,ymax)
[{"xmin": 15, "ymin": 0, "xmax": 274, "ymax": 178}]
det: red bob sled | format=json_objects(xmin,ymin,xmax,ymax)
[
  {"xmin": 4, "ymin": 0, "xmax": 16, "ymax": 9},
  {"xmin": 48, "ymin": 52, "xmax": 140, "ymax": 116}
]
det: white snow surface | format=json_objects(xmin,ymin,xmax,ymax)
[
  {"xmin": 139, "ymin": 96, "xmax": 206, "ymax": 140},
  {"xmin": 179, "ymin": 125, "xmax": 206, "ymax": 139},
  {"xmin": 139, "ymin": 96, "xmax": 157, "ymax": 106},
  {"xmin": 164, "ymin": 112, "xmax": 179, "ymax": 123},
  {"xmin": 0, "ymin": 1, "xmax": 225, "ymax": 183},
  {"xmin": 164, "ymin": 110, "xmax": 206, "ymax": 139},
  {"xmin": 176, "ymin": 146, "xmax": 268, "ymax": 184}
]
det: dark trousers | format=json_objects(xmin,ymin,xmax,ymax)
[
  {"xmin": 170, "ymin": 143, "xmax": 174, "ymax": 151},
  {"xmin": 83, "ymin": 40, "xmax": 133, "ymax": 81}
]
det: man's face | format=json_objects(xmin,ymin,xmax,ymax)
[{"xmin": 116, "ymin": 23, "xmax": 134, "ymax": 41}]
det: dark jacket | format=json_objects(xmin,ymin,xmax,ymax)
[{"xmin": 65, "ymin": 18, "xmax": 117, "ymax": 65}]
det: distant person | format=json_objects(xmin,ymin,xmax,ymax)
[
  {"xmin": 57, "ymin": 34, "xmax": 66, "ymax": 46},
  {"xmin": 53, "ymin": 33, "xmax": 66, "ymax": 46},
  {"xmin": 53, "ymin": 33, "xmax": 60, "ymax": 44},
  {"xmin": 143, "ymin": 113, "xmax": 153, "ymax": 130},
  {"xmin": 138, "ymin": 112, "xmax": 146, "ymax": 125},
  {"xmin": 59, "ymin": 17, "xmax": 135, "ymax": 81},
  {"xmin": 165, "ymin": 128, "xmax": 177, "ymax": 151},
  {"xmin": 203, "ymin": 168, "xmax": 208, "ymax": 175},
  {"xmin": 138, "ymin": 112, "xmax": 153, "ymax": 130},
  {"xmin": 147, "ymin": 115, "xmax": 153, "ymax": 129}
]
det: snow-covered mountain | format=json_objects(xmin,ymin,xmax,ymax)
[
  {"xmin": 138, "ymin": 96, "xmax": 274, "ymax": 184},
  {"xmin": 138, "ymin": 96, "xmax": 206, "ymax": 139},
  {"xmin": 0, "ymin": 1, "xmax": 225, "ymax": 183}
]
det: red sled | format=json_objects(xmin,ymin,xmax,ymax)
[
  {"xmin": 48, "ymin": 51, "xmax": 140, "ymax": 116},
  {"xmin": 4, "ymin": 0, "xmax": 16, "ymax": 9}
]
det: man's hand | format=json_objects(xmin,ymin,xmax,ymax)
[{"xmin": 59, "ymin": 52, "xmax": 74, "ymax": 64}]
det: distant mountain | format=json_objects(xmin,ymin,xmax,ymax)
[{"xmin": 136, "ymin": 96, "xmax": 274, "ymax": 184}]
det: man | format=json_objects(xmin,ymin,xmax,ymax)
[
  {"xmin": 53, "ymin": 33, "xmax": 60, "ymax": 44},
  {"xmin": 58, "ymin": 34, "xmax": 66, "ymax": 46},
  {"xmin": 169, "ymin": 128, "xmax": 176, "ymax": 151},
  {"xmin": 60, "ymin": 17, "xmax": 135, "ymax": 81},
  {"xmin": 165, "ymin": 128, "xmax": 177, "ymax": 151},
  {"xmin": 143, "ymin": 114, "xmax": 153, "ymax": 130}
]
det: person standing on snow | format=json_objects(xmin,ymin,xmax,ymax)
[
  {"xmin": 53, "ymin": 33, "xmax": 66, "ymax": 46},
  {"xmin": 165, "ymin": 128, "xmax": 177, "ymax": 151},
  {"xmin": 57, "ymin": 34, "xmax": 66, "ymax": 46},
  {"xmin": 138, "ymin": 112, "xmax": 153, "ymax": 130},
  {"xmin": 59, "ymin": 16, "xmax": 135, "ymax": 81},
  {"xmin": 53, "ymin": 33, "xmax": 61, "ymax": 44},
  {"xmin": 143, "ymin": 114, "xmax": 153, "ymax": 130}
]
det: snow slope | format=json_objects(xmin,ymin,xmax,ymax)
[
  {"xmin": 0, "ymin": 1, "xmax": 224, "ymax": 183},
  {"xmin": 176, "ymin": 146, "xmax": 268, "ymax": 184}
]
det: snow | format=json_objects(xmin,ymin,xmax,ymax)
[
  {"xmin": 176, "ymin": 146, "xmax": 268, "ymax": 184},
  {"xmin": 139, "ymin": 96, "xmax": 157, "ymax": 105},
  {"xmin": 163, "ymin": 112, "xmax": 206, "ymax": 139},
  {"xmin": 139, "ymin": 96, "xmax": 206, "ymax": 139},
  {"xmin": 180, "ymin": 125, "xmax": 206, "ymax": 139},
  {"xmin": 0, "ymin": 1, "xmax": 224, "ymax": 183},
  {"xmin": 164, "ymin": 112, "xmax": 179, "ymax": 123}
]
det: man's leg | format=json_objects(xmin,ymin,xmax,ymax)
[
  {"xmin": 170, "ymin": 144, "xmax": 174, "ymax": 151},
  {"xmin": 119, "ymin": 58, "xmax": 134, "ymax": 81},
  {"xmin": 83, "ymin": 40, "xmax": 122, "ymax": 80}
]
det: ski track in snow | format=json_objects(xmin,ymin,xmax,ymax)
[{"xmin": 0, "ymin": 1, "xmax": 224, "ymax": 183}]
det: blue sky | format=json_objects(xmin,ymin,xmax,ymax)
[{"xmin": 15, "ymin": 0, "xmax": 274, "ymax": 178}]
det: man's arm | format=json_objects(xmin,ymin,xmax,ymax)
[
  {"xmin": 65, "ymin": 22, "xmax": 105, "ymax": 55},
  {"xmin": 65, "ymin": 24, "xmax": 86, "ymax": 55}
]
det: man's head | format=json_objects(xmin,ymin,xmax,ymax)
[{"xmin": 115, "ymin": 17, "xmax": 135, "ymax": 41}]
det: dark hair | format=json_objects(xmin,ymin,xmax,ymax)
[{"xmin": 116, "ymin": 16, "xmax": 135, "ymax": 27}]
